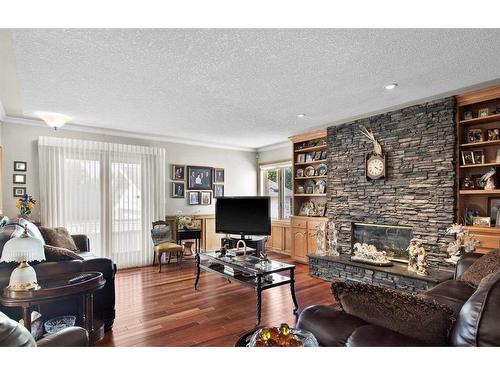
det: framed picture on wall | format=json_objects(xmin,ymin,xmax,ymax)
[
  {"xmin": 171, "ymin": 165, "xmax": 185, "ymax": 181},
  {"xmin": 187, "ymin": 166, "xmax": 213, "ymax": 190},
  {"xmin": 200, "ymin": 191, "xmax": 212, "ymax": 205},
  {"xmin": 172, "ymin": 182, "xmax": 185, "ymax": 198},
  {"xmin": 188, "ymin": 191, "xmax": 200, "ymax": 205},
  {"xmin": 13, "ymin": 187, "xmax": 26, "ymax": 197},
  {"xmin": 14, "ymin": 161, "xmax": 27, "ymax": 172},
  {"xmin": 213, "ymin": 168, "xmax": 224, "ymax": 183},
  {"xmin": 214, "ymin": 184, "xmax": 224, "ymax": 198},
  {"xmin": 13, "ymin": 174, "xmax": 26, "ymax": 184}
]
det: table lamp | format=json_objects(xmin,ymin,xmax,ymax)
[{"xmin": 0, "ymin": 224, "xmax": 45, "ymax": 291}]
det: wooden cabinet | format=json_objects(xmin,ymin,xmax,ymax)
[
  {"xmin": 291, "ymin": 216, "xmax": 327, "ymax": 263},
  {"xmin": 204, "ymin": 216, "xmax": 224, "ymax": 250},
  {"xmin": 466, "ymin": 226, "xmax": 500, "ymax": 254},
  {"xmin": 292, "ymin": 228, "xmax": 308, "ymax": 262},
  {"xmin": 267, "ymin": 220, "xmax": 292, "ymax": 255}
]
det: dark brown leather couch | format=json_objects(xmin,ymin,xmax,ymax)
[
  {"xmin": 297, "ymin": 253, "xmax": 500, "ymax": 346},
  {"xmin": 0, "ymin": 227, "xmax": 116, "ymax": 332}
]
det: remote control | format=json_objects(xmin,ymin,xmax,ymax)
[{"xmin": 68, "ymin": 274, "xmax": 94, "ymax": 284}]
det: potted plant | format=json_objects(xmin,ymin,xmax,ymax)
[
  {"xmin": 16, "ymin": 194, "xmax": 36, "ymax": 219},
  {"xmin": 445, "ymin": 224, "xmax": 479, "ymax": 264}
]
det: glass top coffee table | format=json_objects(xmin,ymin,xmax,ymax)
[{"xmin": 195, "ymin": 251, "xmax": 299, "ymax": 325}]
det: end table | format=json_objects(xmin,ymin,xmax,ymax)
[{"xmin": 0, "ymin": 272, "xmax": 106, "ymax": 346}]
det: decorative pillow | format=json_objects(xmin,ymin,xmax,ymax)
[
  {"xmin": 331, "ymin": 281, "xmax": 456, "ymax": 346},
  {"xmin": 458, "ymin": 249, "xmax": 500, "ymax": 288},
  {"xmin": 39, "ymin": 227, "xmax": 79, "ymax": 252},
  {"xmin": 44, "ymin": 245, "xmax": 84, "ymax": 262}
]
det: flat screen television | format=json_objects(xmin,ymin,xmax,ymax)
[{"xmin": 215, "ymin": 196, "xmax": 271, "ymax": 237}]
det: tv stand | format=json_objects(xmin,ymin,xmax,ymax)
[{"xmin": 221, "ymin": 236, "xmax": 267, "ymax": 257}]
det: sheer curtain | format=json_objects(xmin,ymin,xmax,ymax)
[{"xmin": 38, "ymin": 136, "xmax": 166, "ymax": 268}]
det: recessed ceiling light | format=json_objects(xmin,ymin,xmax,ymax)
[
  {"xmin": 385, "ymin": 83, "xmax": 398, "ymax": 90},
  {"xmin": 297, "ymin": 113, "xmax": 306, "ymax": 118}
]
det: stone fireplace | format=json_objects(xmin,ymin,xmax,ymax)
[
  {"xmin": 326, "ymin": 96, "xmax": 456, "ymax": 271},
  {"xmin": 308, "ymin": 97, "xmax": 457, "ymax": 291},
  {"xmin": 352, "ymin": 223, "xmax": 412, "ymax": 262}
]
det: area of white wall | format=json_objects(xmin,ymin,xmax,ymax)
[
  {"xmin": 1, "ymin": 122, "xmax": 258, "ymax": 220},
  {"xmin": 257, "ymin": 143, "xmax": 291, "ymax": 165}
]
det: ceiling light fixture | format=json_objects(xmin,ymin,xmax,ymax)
[
  {"xmin": 297, "ymin": 113, "xmax": 306, "ymax": 118},
  {"xmin": 385, "ymin": 83, "xmax": 398, "ymax": 90},
  {"xmin": 34, "ymin": 111, "xmax": 72, "ymax": 130}
]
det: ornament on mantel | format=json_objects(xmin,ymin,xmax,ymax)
[
  {"xmin": 315, "ymin": 223, "xmax": 325, "ymax": 255},
  {"xmin": 327, "ymin": 221, "xmax": 339, "ymax": 256}
]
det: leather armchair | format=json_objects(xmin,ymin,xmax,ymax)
[
  {"xmin": 0, "ymin": 311, "xmax": 89, "ymax": 347},
  {"xmin": 297, "ymin": 253, "xmax": 500, "ymax": 346}
]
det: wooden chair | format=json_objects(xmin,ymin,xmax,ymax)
[{"xmin": 151, "ymin": 220, "xmax": 183, "ymax": 272}]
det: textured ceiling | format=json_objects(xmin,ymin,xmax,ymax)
[{"xmin": 2, "ymin": 29, "xmax": 500, "ymax": 149}]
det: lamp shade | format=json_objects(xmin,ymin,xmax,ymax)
[{"xmin": 0, "ymin": 236, "xmax": 45, "ymax": 263}]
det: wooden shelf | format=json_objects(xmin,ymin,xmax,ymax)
[
  {"xmin": 460, "ymin": 139, "xmax": 500, "ymax": 148},
  {"xmin": 295, "ymin": 176, "xmax": 327, "ymax": 180},
  {"xmin": 459, "ymin": 189, "xmax": 500, "ymax": 195},
  {"xmin": 464, "ymin": 225, "xmax": 500, "ymax": 233},
  {"xmin": 294, "ymin": 144, "xmax": 327, "ymax": 153},
  {"xmin": 294, "ymin": 159, "xmax": 328, "ymax": 166},
  {"xmin": 459, "ymin": 162, "xmax": 500, "ymax": 169},
  {"xmin": 294, "ymin": 194, "xmax": 327, "ymax": 197},
  {"xmin": 459, "ymin": 113, "xmax": 500, "ymax": 126}
]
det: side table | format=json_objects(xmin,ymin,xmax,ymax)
[{"xmin": 0, "ymin": 272, "xmax": 106, "ymax": 346}]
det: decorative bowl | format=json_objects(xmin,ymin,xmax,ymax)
[
  {"xmin": 44, "ymin": 315, "xmax": 76, "ymax": 334},
  {"xmin": 248, "ymin": 327, "xmax": 319, "ymax": 347}
]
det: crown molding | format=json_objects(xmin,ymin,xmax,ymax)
[
  {"xmin": 257, "ymin": 140, "xmax": 291, "ymax": 153},
  {"xmin": 2, "ymin": 115, "xmax": 257, "ymax": 152}
]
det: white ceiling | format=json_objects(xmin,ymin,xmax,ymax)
[{"xmin": 1, "ymin": 29, "xmax": 500, "ymax": 150}]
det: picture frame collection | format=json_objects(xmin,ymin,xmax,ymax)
[
  {"xmin": 170, "ymin": 164, "xmax": 224, "ymax": 205},
  {"xmin": 13, "ymin": 161, "xmax": 27, "ymax": 197}
]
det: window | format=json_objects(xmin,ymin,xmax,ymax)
[{"xmin": 260, "ymin": 162, "xmax": 293, "ymax": 220}]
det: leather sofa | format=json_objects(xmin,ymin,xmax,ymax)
[
  {"xmin": 0, "ymin": 226, "xmax": 116, "ymax": 332},
  {"xmin": 0, "ymin": 311, "xmax": 89, "ymax": 346},
  {"xmin": 297, "ymin": 253, "xmax": 500, "ymax": 346}
]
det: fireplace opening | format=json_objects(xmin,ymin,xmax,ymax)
[{"xmin": 351, "ymin": 223, "xmax": 412, "ymax": 263}]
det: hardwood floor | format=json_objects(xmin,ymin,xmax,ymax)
[{"xmin": 98, "ymin": 252, "xmax": 333, "ymax": 346}]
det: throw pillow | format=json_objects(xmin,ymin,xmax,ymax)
[
  {"xmin": 458, "ymin": 249, "xmax": 500, "ymax": 288},
  {"xmin": 331, "ymin": 281, "xmax": 456, "ymax": 346},
  {"xmin": 39, "ymin": 227, "xmax": 79, "ymax": 252},
  {"xmin": 44, "ymin": 245, "xmax": 84, "ymax": 262}
]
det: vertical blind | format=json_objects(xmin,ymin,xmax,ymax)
[{"xmin": 38, "ymin": 136, "xmax": 167, "ymax": 268}]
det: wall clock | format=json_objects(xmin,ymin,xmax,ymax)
[
  {"xmin": 360, "ymin": 126, "xmax": 387, "ymax": 181},
  {"xmin": 365, "ymin": 153, "xmax": 387, "ymax": 180}
]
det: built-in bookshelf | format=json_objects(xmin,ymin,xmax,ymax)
[
  {"xmin": 290, "ymin": 129, "xmax": 328, "ymax": 217},
  {"xmin": 289, "ymin": 129, "xmax": 329, "ymax": 263},
  {"xmin": 456, "ymin": 85, "xmax": 500, "ymax": 244}
]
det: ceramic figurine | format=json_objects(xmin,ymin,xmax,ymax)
[
  {"xmin": 327, "ymin": 221, "xmax": 339, "ymax": 256},
  {"xmin": 315, "ymin": 224, "xmax": 325, "ymax": 255},
  {"xmin": 407, "ymin": 238, "xmax": 423, "ymax": 273},
  {"xmin": 416, "ymin": 247, "xmax": 429, "ymax": 276},
  {"xmin": 480, "ymin": 168, "xmax": 496, "ymax": 190},
  {"xmin": 445, "ymin": 224, "xmax": 479, "ymax": 265}
]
